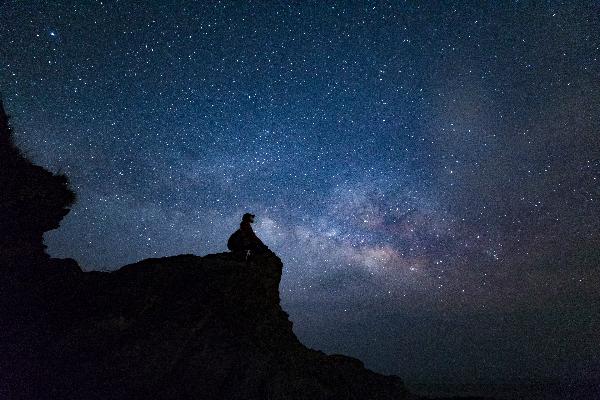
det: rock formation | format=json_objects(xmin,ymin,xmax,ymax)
[
  {"xmin": 0, "ymin": 99, "xmax": 75, "ymax": 266},
  {"xmin": 3, "ymin": 252, "xmax": 416, "ymax": 400}
]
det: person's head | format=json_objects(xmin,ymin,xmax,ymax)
[{"xmin": 242, "ymin": 213, "xmax": 255, "ymax": 223}]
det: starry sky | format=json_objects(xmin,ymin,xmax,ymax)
[{"xmin": 2, "ymin": 1, "xmax": 600, "ymax": 393}]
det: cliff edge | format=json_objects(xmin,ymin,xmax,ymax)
[{"xmin": 1, "ymin": 252, "xmax": 413, "ymax": 399}]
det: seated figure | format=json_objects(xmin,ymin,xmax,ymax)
[{"xmin": 227, "ymin": 213, "xmax": 269, "ymax": 255}]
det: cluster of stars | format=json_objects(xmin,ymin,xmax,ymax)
[{"xmin": 2, "ymin": 0, "xmax": 599, "ymax": 390}]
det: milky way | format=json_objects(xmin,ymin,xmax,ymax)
[{"xmin": 2, "ymin": 1, "xmax": 599, "ymax": 388}]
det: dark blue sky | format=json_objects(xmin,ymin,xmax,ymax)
[{"xmin": 2, "ymin": 1, "xmax": 599, "ymax": 391}]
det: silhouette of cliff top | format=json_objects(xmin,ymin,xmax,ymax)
[
  {"xmin": 0, "ymin": 99, "xmax": 75, "ymax": 264},
  {"xmin": 1, "ymin": 251, "xmax": 418, "ymax": 400}
]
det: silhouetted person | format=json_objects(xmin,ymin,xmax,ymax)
[{"xmin": 227, "ymin": 213, "xmax": 269, "ymax": 257}]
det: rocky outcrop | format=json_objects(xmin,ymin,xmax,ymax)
[
  {"xmin": 0, "ymin": 99, "xmax": 75, "ymax": 266},
  {"xmin": 1, "ymin": 252, "xmax": 413, "ymax": 400}
]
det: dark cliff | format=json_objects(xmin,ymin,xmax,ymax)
[
  {"xmin": 1, "ymin": 252, "xmax": 414, "ymax": 400},
  {"xmin": 0, "ymin": 100, "xmax": 75, "ymax": 265}
]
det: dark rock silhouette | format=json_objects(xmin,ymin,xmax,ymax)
[
  {"xmin": 0, "ymin": 99, "xmax": 75, "ymax": 266},
  {"xmin": 1, "ymin": 252, "xmax": 415, "ymax": 399}
]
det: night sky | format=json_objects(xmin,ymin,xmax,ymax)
[{"xmin": 2, "ymin": 1, "xmax": 599, "ymax": 393}]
